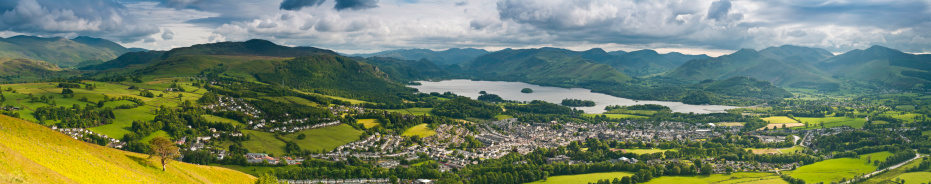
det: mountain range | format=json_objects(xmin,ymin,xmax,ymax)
[
  {"xmin": 0, "ymin": 35, "xmax": 135, "ymax": 67},
  {"xmin": 351, "ymin": 48, "xmax": 489, "ymax": 66}
]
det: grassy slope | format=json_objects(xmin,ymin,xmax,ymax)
[
  {"xmin": 240, "ymin": 124, "xmax": 362, "ymax": 155},
  {"xmin": 402, "ymin": 124, "xmax": 437, "ymax": 137},
  {"xmin": 0, "ymin": 115, "xmax": 255, "ymax": 184},
  {"xmin": 785, "ymin": 152, "xmax": 892, "ymax": 184},
  {"xmin": 859, "ymin": 157, "xmax": 927, "ymax": 184},
  {"xmin": 762, "ymin": 116, "xmax": 798, "ymax": 124},
  {"xmin": 526, "ymin": 172, "xmax": 634, "ymax": 184}
]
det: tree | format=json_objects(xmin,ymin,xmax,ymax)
[
  {"xmin": 255, "ymin": 172, "xmax": 284, "ymax": 184},
  {"xmin": 149, "ymin": 137, "xmax": 180, "ymax": 171},
  {"xmin": 521, "ymin": 88, "xmax": 533, "ymax": 93},
  {"xmin": 389, "ymin": 175, "xmax": 399, "ymax": 184},
  {"xmin": 700, "ymin": 164, "xmax": 713, "ymax": 175}
]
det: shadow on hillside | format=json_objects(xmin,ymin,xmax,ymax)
[{"xmin": 127, "ymin": 155, "xmax": 158, "ymax": 169}]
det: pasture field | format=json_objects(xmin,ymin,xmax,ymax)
[
  {"xmin": 779, "ymin": 146, "xmax": 805, "ymax": 154},
  {"xmin": 622, "ymin": 148, "xmax": 675, "ymax": 154},
  {"xmin": 216, "ymin": 164, "xmax": 302, "ymax": 177},
  {"xmin": 358, "ymin": 119, "xmax": 380, "ymax": 128},
  {"xmin": 402, "ymin": 124, "xmax": 437, "ymax": 137},
  {"xmin": 894, "ymin": 172, "xmax": 931, "ymax": 184},
  {"xmin": 282, "ymin": 124, "xmax": 362, "ymax": 152},
  {"xmin": 859, "ymin": 157, "xmax": 926, "ymax": 184},
  {"xmin": 784, "ymin": 152, "xmax": 892, "ymax": 184},
  {"xmin": 642, "ymin": 172, "xmax": 787, "ymax": 184},
  {"xmin": 202, "ymin": 114, "xmax": 244, "ymax": 126},
  {"xmin": 794, "ymin": 117, "xmax": 867, "ymax": 129},
  {"xmin": 384, "ymin": 108, "xmax": 433, "ymax": 116},
  {"xmin": 0, "ymin": 81, "xmax": 205, "ymax": 139},
  {"xmin": 526, "ymin": 172, "xmax": 634, "ymax": 184},
  {"xmin": 923, "ymin": 130, "xmax": 931, "ymax": 136},
  {"xmin": 749, "ymin": 148, "xmax": 781, "ymax": 154},
  {"xmin": 582, "ymin": 113, "xmax": 648, "ymax": 119},
  {"xmin": 882, "ymin": 111, "xmax": 925, "ymax": 122},
  {"xmin": 757, "ymin": 123, "xmax": 805, "ymax": 130},
  {"xmin": 0, "ymin": 115, "xmax": 255, "ymax": 184},
  {"xmin": 715, "ymin": 122, "xmax": 745, "ymax": 126},
  {"xmin": 240, "ymin": 124, "xmax": 362, "ymax": 156},
  {"xmin": 761, "ymin": 116, "xmax": 798, "ymax": 124},
  {"xmin": 139, "ymin": 130, "xmax": 169, "ymax": 143},
  {"xmin": 495, "ymin": 114, "xmax": 514, "ymax": 120}
]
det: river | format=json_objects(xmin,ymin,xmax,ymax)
[{"xmin": 409, "ymin": 79, "xmax": 738, "ymax": 114}]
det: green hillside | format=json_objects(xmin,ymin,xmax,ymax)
[
  {"xmin": 0, "ymin": 115, "xmax": 256, "ymax": 184},
  {"xmin": 817, "ymin": 45, "xmax": 931, "ymax": 89},
  {"xmin": 581, "ymin": 49, "xmax": 709, "ymax": 77},
  {"xmin": 667, "ymin": 45, "xmax": 840, "ymax": 90},
  {"xmin": 0, "ymin": 58, "xmax": 62, "ymax": 81},
  {"xmin": 81, "ymin": 51, "xmax": 166, "ymax": 71},
  {"xmin": 352, "ymin": 48, "xmax": 489, "ymax": 66},
  {"xmin": 159, "ymin": 39, "xmax": 335, "ymax": 59},
  {"xmin": 463, "ymin": 48, "xmax": 632, "ymax": 87},
  {"xmin": 357, "ymin": 56, "xmax": 451, "ymax": 82},
  {"xmin": 0, "ymin": 35, "xmax": 129, "ymax": 67}
]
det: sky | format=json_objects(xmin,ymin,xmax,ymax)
[{"xmin": 1, "ymin": 0, "xmax": 929, "ymax": 56}]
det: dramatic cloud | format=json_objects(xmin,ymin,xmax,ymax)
[
  {"xmin": 280, "ymin": 0, "xmax": 326, "ymax": 11},
  {"xmin": 8, "ymin": 0, "xmax": 931, "ymax": 54},
  {"xmin": 0, "ymin": 0, "xmax": 159, "ymax": 42},
  {"xmin": 706, "ymin": 0, "xmax": 731, "ymax": 21},
  {"xmin": 161, "ymin": 28, "xmax": 175, "ymax": 40},
  {"xmin": 335, "ymin": 0, "xmax": 378, "ymax": 11}
]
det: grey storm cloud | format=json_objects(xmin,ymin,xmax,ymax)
[
  {"xmin": 161, "ymin": 29, "xmax": 175, "ymax": 40},
  {"xmin": 280, "ymin": 0, "xmax": 325, "ymax": 10},
  {"xmin": 0, "ymin": 0, "xmax": 159, "ymax": 42},
  {"xmin": 706, "ymin": 0, "xmax": 731, "ymax": 21},
  {"xmin": 335, "ymin": 0, "xmax": 378, "ymax": 11}
]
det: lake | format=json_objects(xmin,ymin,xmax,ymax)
[{"xmin": 409, "ymin": 79, "xmax": 737, "ymax": 114}]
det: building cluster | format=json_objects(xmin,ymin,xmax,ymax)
[{"xmin": 52, "ymin": 126, "xmax": 123, "ymax": 148}]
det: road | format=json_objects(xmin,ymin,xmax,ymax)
[{"xmin": 842, "ymin": 152, "xmax": 922, "ymax": 184}]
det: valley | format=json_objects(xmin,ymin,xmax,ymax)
[{"xmin": 0, "ymin": 37, "xmax": 929, "ymax": 184}]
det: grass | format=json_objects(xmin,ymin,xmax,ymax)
[
  {"xmin": 894, "ymin": 172, "xmax": 931, "ymax": 184},
  {"xmin": 761, "ymin": 116, "xmax": 798, "ymax": 124},
  {"xmin": 859, "ymin": 157, "xmax": 927, "ymax": 184},
  {"xmin": 749, "ymin": 148, "xmax": 781, "ymax": 154},
  {"xmin": 384, "ymin": 108, "xmax": 433, "ymax": 116},
  {"xmin": 642, "ymin": 172, "xmax": 787, "ymax": 184},
  {"xmin": 358, "ymin": 119, "xmax": 380, "ymax": 129},
  {"xmin": 622, "ymin": 148, "xmax": 675, "ymax": 154},
  {"xmin": 402, "ymin": 124, "xmax": 437, "ymax": 137},
  {"xmin": 282, "ymin": 124, "xmax": 362, "ymax": 152},
  {"xmin": 784, "ymin": 152, "xmax": 892, "ymax": 184},
  {"xmin": 779, "ymin": 146, "xmax": 805, "ymax": 154},
  {"xmin": 526, "ymin": 172, "xmax": 634, "ymax": 184},
  {"xmin": 794, "ymin": 116, "xmax": 868, "ymax": 129},
  {"xmin": 923, "ymin": 130, "xmax": 931, "ymax": 136},
  {"xmin": 495, "ymin": 114, "xmax": 514, "ymax": 120},
  {"xmin": 715, "ymin": 122, "xmax": 745, "ymax": 126},
  {"xmin": 202, "ymin": 114, "xmax": 244, "ymax": 126},
  {"xmin": 139, "ymin": 130, "xmax": 169, "ymax": 143},
  {"xmin": 0, "ymin": 115, "xmax": 255, "ymax": 184},
  {"xmin": 239, "ymin": 124, "xmax": 362, "ymax": 156},
  {"xmin": 582, "ymin": 113, "xmax": 648, "ymax": 119},
  {"xmin": 214, "ymin": 164, "xmax": 302, "ymax": 177}
]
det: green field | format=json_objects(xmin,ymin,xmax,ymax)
[
  {"xmin": 859, "ymin": 157, "xmax": 927, "ymax": 184},
  {"xmin": 623, "ymin": 148, "xmax": 675, "ymax": 154},
  {"xmin": 202, "ymin": 114, "xmax": 244, "ymax": 126},
  {"xmin": 139, "ymin": 130, "xmax": 169, "ymax": 143},
  {"xmin": 240, "ymin": 124, "xmax": 363, "ymax": 156},
  {"xmin": 761, "ymin": 116, "xmax": 798, "ymax": 124},
  {"xmin": 779, "ymin": 146, "xmax": 805, "ymax": 154},
  {"xmin": 715, "ymin": 122, "xmax": 745, "ymax": 127},
  {"xmin": 384, "ymin": 108, "xmax": 433, "ymax": 116},
  {"xmin": 402, "ymin": 124, "xmax": 437, "ymax": 137},
  {"xmin": 526, "ymin": 172, "xmax": 633, "ymax": 184},
  {"xmin": 358, "ymin": 119, "xmax": 380, "ymax": 128},
  {"xmin": 784, "ymin": 152, "xmax": 892, "ymax": 184},
  {"xmin": 215, "ymin": 164, "xmax": 302, "ymax": 177},
  {"xmin": 894, "ymin": 172, "xmax": 931, "ymax": 184},
  {"xmin": 643, "ymin": 172, "xmax": 787, "ymax": 184},
  {"xmin": 882, "ymin": 111, "xmax": 925, "ymax": 122},
  {"xmin": 495, "ymin": 114, "xmax": 514, "ymax": 120},
  {"xmin": 794, "ymin": 116, "xmax": 867, "ymax": 129},
  {"xmin": 923, "ymin": 130, "xmax": 931, "ymax": 136},
  {"xmin": 582, "ymin": 113, "xmax": 648, "ymax": 119}
]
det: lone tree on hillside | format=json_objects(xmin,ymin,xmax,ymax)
[{"xmin": 149, "ymin": 137, "xmax": 180, "ymax": 171}]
